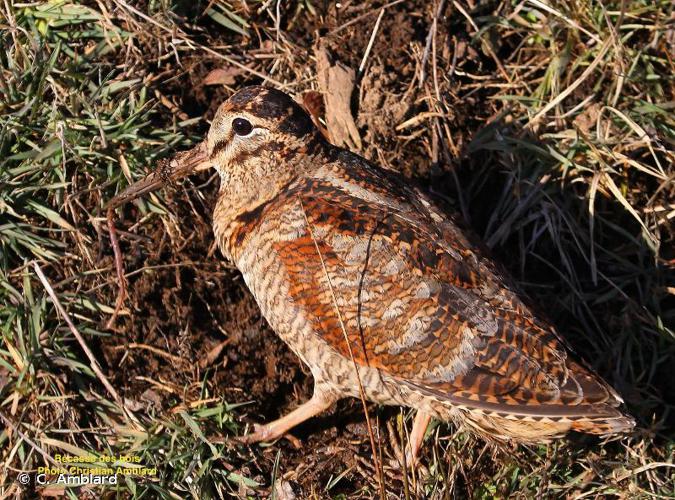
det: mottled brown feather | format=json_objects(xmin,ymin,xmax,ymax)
[{"xmin": 207, "ymin": 86, "xmax": 634, "ymax": 443}]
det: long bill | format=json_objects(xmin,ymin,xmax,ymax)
[
  {"xmin": 105, "ymin": 141, "xmax": 211, "ymax": 210},
  {"xmin": 103, "ymin": 140, "xmax": 211, "ymax": 329}
]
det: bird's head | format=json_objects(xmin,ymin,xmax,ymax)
[
  {"xmin": 107, "ymin": 86, "xmax": 322, "ymax": 213},
  {"xmin": 207, "ymin": 86, "xmax": 322, "ymax": 190}
]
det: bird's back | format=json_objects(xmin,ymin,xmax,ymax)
[{"xmin": 215, "ymin": 143, "xmax": 634, "ymax": 442}]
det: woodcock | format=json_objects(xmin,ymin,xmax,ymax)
[{"xmin": 113, "ymin": 86, "xmax": 634, "ymax": 461}]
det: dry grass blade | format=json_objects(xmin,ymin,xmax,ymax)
[
  {"xmin": 525, "ymin": 0, "xmax": 602, "ymax": 43},
  {"xmin": 298, "ymin": 198, "xmax": 386, "ymax": 500},
  {"xmin": 0, "ymin": 412, "xmax": 62, "ymax": 467},
  {"xmin": 111, "ymin": 342, "xmax": 185, "ymax": 365},
  {"xmin": 358, "ymin": 7, "xmax": 386, "ymax": 76},
  {"xmin": 33, "ymin": 262, "xmax": 140, "ymax": 427},
  {"xmin": 526, "ymin": 38, "xmax": 612, "ymax": 130}
]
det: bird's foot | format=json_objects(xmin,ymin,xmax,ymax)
[
  {"xmin": 234, "ymin": 391, "xmax": 336, "ymax": 449},
  {"xmin": 235, "ymin": 424, "xmax": 302, "ymax": 448},
  {"xmin": 389, "ymin": 410, "xmax": 431, "ymax": 471}
]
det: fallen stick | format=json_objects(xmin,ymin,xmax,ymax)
[{"xmin": 104, "ymin": 141, "xmax": 210, "ymax": 329}]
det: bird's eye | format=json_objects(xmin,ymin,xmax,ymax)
[{"xmin": 232, "ymin": 117, "xmax": 253, "ymax": 136}]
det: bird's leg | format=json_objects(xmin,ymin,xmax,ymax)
[
  {"xmin": 238, "ymin": 388, "xmax": 337, "ymax": 444},
  {"xmin": 404, "ymin": 410, "xmax": 432, "ymax": 466}
]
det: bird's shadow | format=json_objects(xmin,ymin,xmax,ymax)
[{"xmin": 425, "ymin": 116, "xmax": 672, "ymax": 436}]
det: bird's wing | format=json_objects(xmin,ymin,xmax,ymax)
[{"xmin": 269, "ymin": 152, "xmax": 623, "ymax": 417}]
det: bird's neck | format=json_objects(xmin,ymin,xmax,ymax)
[
  {"xmin": 212, "ymin": 140, "xmax": 325, "ymax": 262},
  {"xmin": 213, "ymin": 133, "xmax": 328, "ymax": 263}
]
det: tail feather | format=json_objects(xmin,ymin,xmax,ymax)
[
  {"xmin": 453, "ymin": 403, "xmax": 635, "ymax": 443},
  {"xmin": 570, "ymin": 410, "xmax": 636, "ymax": 436},
  {"xmin": 405, "ymin": 377, "xmax": 635, "ymax": 442}
]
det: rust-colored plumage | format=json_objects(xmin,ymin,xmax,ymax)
[{"xmin": 131, "ymin": 86, "xmax": 635, "ymax": 457}]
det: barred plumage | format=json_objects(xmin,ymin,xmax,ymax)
[{"xmin": 184, "ymin": 86, "xmax": 634, "ymax": 459}]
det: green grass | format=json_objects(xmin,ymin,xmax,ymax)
[
  {"xmin": 0, "ymin": 2, "xmax": 241, "ymax": 497},
  {"xmin": 1, "ymin": 0, "xmax": 674, "ymax": 497}
]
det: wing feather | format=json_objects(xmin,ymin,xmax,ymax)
[{"xmin": 265, "ymin": 155, "xmax": 626, "ymax": 420}]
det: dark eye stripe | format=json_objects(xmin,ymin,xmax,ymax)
[{"xmin": 211, "ymin": 135, "xmax": 232, "ymax": 158}]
